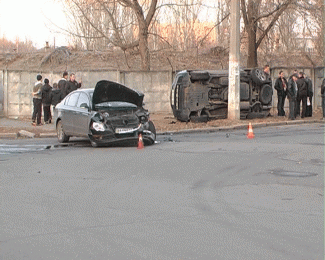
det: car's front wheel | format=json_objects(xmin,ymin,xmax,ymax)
[
  {"xmin": 56, "ymin": 120, "xmax": 70, "ymax": 143},
  {"xmin": 148, "ymin": 120, "xmax": 156, "ymax": 140}
]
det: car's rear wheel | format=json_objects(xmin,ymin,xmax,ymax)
[{"xmin": 56, "ymin": 120, "xmax": 70, "ymax": 143}]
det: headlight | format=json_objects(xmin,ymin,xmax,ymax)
[{"xmin": 92, "ymin": 122, "xmax": 105, "ymax": 132}]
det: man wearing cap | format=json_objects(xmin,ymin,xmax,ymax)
[
  {"xmin": 32, "ymin": 74, "xmax": 43, "ymax": 126},
  {"xmin": 287, "ymin": 73, "xmax": 298, "ymax": 120}
]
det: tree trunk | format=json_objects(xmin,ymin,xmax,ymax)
[
  {"xmin": 247, "ymin": 23, "xmax": 258, "ymax": 68},
  {"xmin": 138, "ymin": 23, "xmax": 150, "ymax": 71}
]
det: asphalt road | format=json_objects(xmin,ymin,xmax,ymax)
[{"xmin": 0, "ymin": 123, "xmax": 324, "ymax": 259}]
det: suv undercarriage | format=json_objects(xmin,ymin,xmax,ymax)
[{"xmin": 170, "ymin": 69, "xmax": 273, "ymax": 122}]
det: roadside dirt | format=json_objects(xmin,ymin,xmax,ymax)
[{"xmin": 0, "ymin": 109, "xmax": 322, "ymax": 136}]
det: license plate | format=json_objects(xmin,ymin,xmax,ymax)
[{"xmin": 115, "ymin": 128, "xmax": 136, "ymax": 134}]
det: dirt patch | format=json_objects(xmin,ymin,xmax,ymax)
[{"xmin": 0, "ymin": 109, "xmax": 322, "ymax": 136}]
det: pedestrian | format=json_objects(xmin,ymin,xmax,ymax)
[
  {"xmin": 58, "ymin": 71, "xmax": 68, "ymax": 98},
  {"xmin": 32, "ymin": 74, "xmax": 43, "ymax": 126},
  {"xmin": 287, "ymin": 73, "xmax": 298, "ymax": 120},
  {"xmin": 51, "ymin": 82, "xmax": 63, "ymax": 109},
  {"xmin": 321, "ymin": 78, "xmax": 325, "ymax": 119},
  {"xmin": 274, "ymin": 70, "xmax": 287, "ymax": 116},
  {"xmin": 296, "ymin": 71, "xmax": 308, "ymax": 118},
  {"xmin": 66, "ymin": 73, "xmax": 82, "ymax": 95},
  {"xmin": 305, "ymin": 73, "xmax": 313, "ymax": 117},
  {"xmin": 41, "ymin": 78, "xmax": 52, "ymax": 124}
]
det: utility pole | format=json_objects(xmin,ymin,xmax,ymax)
[{"xmin": 228, "ymin": 0, "xmax": 240, "ymax": 120}]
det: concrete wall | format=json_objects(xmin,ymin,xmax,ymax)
[
  {"xmin": 1, "ymin": 67, "xmax": 324, "ymax": 118},
  {"xmin": 1, "ymin": 70, "xmax": 173, "ymax": 117}
]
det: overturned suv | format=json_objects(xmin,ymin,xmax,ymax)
[
  {"xmin": 55, "ymin": 80, "xmax": 156, "ymax": 147},
  {"xmin": 170, "ymin": 69, "xmax": 273, "ymax": 121}
]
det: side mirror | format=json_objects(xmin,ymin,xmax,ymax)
[{"xmin": 80, "ymin": 103, "xmax": 90, "ymax": 110}]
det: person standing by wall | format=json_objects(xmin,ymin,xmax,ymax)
[
  {"xmin": 58, "ymin": 71, "xmax": 68, "ymax": 98},
  {"xmin": 287, "ymin": 73, "xmax": 298, "ymax": 120},
  {"xmin": 321, "ymin": 78, "xmax": 325, "ymax": 119},
  {"xmin": 32, "ymin": 74, "xmax": 43, "ymax": 126},
  {"xmin": 263, "ymin": 64, "xmax": 272, "ymax": 82},
  {"xmin": 41, "ymin": 78, "xmax": 52, "ymax": 124},
  {"xmin": 66, "ymin": 73, "xmax": 82, "ymax": 95},
  {"xmin": 305, "ymin": 73, "xmax": 313, "ymax": 117},
  {"xmin": 274, "ymin": 70, "xmax": 287, "ymax": 116},
  {"xmin": 51, "ymin": 82, "xmax": 63, "ymax": 109},
  {"xmin": 296, "ymin": 71, "xmax": 308, "ymax": 118}
]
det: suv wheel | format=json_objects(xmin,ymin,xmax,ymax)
[
  {"xmin": 251, "ymin": 68, "xmax": 267, "ymax": 86},
  {"xmin": 259, "ymin": 84, "xmax": 273, "ymax": 105}
]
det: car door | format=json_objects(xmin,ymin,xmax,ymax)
[
  {"xmin": 73, "ymin": 92, "xmax": 92, "ymax": 136},
  {"xmin": 63, "ymin": 92, "xmax": 80, "ymax": 135}
]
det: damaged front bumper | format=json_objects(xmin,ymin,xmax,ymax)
[{"xmin": 89, "ymin": 123, "xmax": 155, "ymax": 145}]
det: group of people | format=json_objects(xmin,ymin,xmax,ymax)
[
  {"xmin": 274, "ymin": 69, "xmax": 313, "ymax": 120},
  {"xmin": 31, "ymin": 72, "xmax": 82, "ymax": 126}
]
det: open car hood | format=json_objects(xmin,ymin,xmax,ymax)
[{"xmin": 92, "ymin": 80, "xmax": 144, "ymax": 109}]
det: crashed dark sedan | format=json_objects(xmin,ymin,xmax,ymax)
[{"xmin": 55, "ymin": 80, "xmax": 156, "ymax": 147}]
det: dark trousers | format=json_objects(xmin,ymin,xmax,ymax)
[
  {"xmin": 277, "ymin": 94, "xmax": 286, "ymax": 116},
  {"xmin": 32, "ymin": 98, "xmax": 42, "ymax": 124},
  {"xmin": 288, "ymin": 98, "xmax": 296, "ymax": 120},
  {"xmin": 322, "ymin": 97, "xmax": 325, "ymax": 117},
  {"xmin": 43, "ymin": 105, "xmax": 52, "ymax": 122},
  {"xmin": 296, "ymin": 95, "xmax": 307, "ymax": 118}
]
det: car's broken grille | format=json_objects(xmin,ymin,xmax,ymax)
[{"xmin": 108, "ymin": 117, "xmax": 139, "ymax": 128}]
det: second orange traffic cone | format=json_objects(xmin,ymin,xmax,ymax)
[
  {"xmin": 247, "ymin": 123, "xmax": 255, "ymax": 139},
  {"xmin": 137, "ymin": 133, "xmax": 144, "ymax": 149}
]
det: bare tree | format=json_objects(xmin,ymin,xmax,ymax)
[
  {"xmin": 241, "ymin": 0, "xmax": 295, "ymax": 68},
  {"xmin": 62, "ymin": 0, "xmax": 157, "ymax": 70}
]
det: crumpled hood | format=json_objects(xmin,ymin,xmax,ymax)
[{"xmin": 92, "ymin": 80, "xmax": 144, "ymax": 109}]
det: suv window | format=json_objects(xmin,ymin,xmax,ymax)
[
  {"xmin": 76, "ymin": 93, "xmax": 90, "ymax": 108},
  {"xmin": 67, "ymin": 93, "xmax": 80, "ymax": 107}
]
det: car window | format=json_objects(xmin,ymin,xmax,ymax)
[
  {"xmin": 67, "ymin": 93, "xmax": 80, "ymax": 107},
  {"xmin": 76, "ymin": 92, "xmax": 90, "ymax": 108}
]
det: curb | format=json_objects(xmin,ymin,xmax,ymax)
[
  {"xmin": 156, "ymin": 119, "xmax": 324, "ymax": 135},
  {"xmin": 0, "ymin": 120, "xmax": 323, "ymax": 139}
]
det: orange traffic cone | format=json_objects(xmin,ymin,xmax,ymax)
[
  {"xmin": 247, "ymin": 122, "xmax": 255, "ymax": 139},
  {"xmin": 137, "ymin": 133, "xmax": 144, "ymax": 149}
]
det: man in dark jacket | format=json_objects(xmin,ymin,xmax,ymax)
[
  {"xmin": 41, "ymin": 78, "xmax": 52, "ymax": 124},
  {"xmin": 58, "ymin": 71, "xmax": 68, "ymax": 98},
  {"xmin": 66, "ymin": 73, "xmax": 82, "ymax": 95},
  {"xmin": 274, "ymin": 70, "xmax": 287, "ymax": 116},
  {"xmin": 51, "ymin": 83, "xmax": 63, "ymax": 108},
  {"xmin": 287, "ymin": 73, "xmax": 298, "ymax": 120},
  {"xmin": 321, "ymin": 78, "xmax": 325, "ymax": 118},
  {"xmin": 296, "ymin": 72, "xmax": 308, "ymax": 118},
  {"xmin": 305, "ymin": 73, "xmax": 313, "ymax": 117}
]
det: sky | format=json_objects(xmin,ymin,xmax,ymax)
[{"xmin": 0, "ymin": 0, "xmax": 68, "ymax": 48}]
